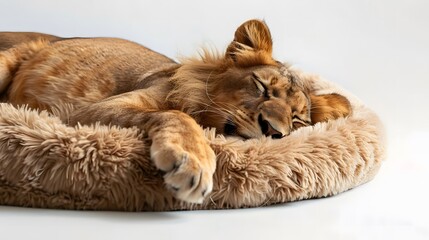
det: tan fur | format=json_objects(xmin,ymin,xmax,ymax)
[
  {"xmin": 0, "ymin": 32, "xmax": 59, "ymax": 51},
  {"xmin": 310, "ymin": 93, "xmax": 352, "ymax": 123},
  {"xmin": 0, "ymin": 20, "xmax": 351, "ymax": 204}
]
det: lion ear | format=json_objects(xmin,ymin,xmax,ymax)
[
  {"xmin": 310, "ymin": 93, "xmax": 352, "ymax": 124},
  {"xmin": 226, "ymin": 19, "xmax": 276, "ymax": 66}
]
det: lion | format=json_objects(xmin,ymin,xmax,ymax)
[{"xmin": 0, "ymin": 19, "xmax": 351, "ymax": 204}]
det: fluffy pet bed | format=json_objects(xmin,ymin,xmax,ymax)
[{"xmin": 0, "ymin": 74, "xmax": 385, "ymax": 211}]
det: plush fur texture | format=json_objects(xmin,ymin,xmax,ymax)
[{"xmin": 0, "ymin": 74, "xmax": 385, "ymax": 211}]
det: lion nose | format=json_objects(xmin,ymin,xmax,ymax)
[{"xmin": 258, "ymin": 114, "xmax": 284, "ymax": 139}]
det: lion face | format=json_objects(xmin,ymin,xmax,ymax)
[
  {"xmin": 199, "ymin": 20, "xmax": 312, "ymax": 139},
  {"xmin": 201, "ymin": 65, "xmax": 311, "ymax": 139}
]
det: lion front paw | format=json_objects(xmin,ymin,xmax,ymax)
[{"xmin": 150, "ymin": 126, "xmax": 216, "ymax": 204}]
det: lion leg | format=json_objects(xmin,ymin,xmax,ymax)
[
  {"xmin": 146, "ymin": 111, "xmax": 216, "ymax": 203},
  {"xmin": 70, "ymin": 90, "xmax": 216, "ymax": 204}
]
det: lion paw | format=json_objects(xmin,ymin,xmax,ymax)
[{"xmin": 150, "ymin": 134, "xmax": 216, "ymax": 204}]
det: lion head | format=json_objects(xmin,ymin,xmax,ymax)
[{"xmin": 169, "ymin": 19, "xmax": 351, "ymax": 139}]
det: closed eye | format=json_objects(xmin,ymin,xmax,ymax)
[
  {"xmin": 252, "ymin": 73, "xmax": 269, "ymax": 98},
  {"xmin": 292, "ymin": 116, "xmax": 310, "ymax": 129}
]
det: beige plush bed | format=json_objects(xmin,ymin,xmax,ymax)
[{"xmin": 0, "ymin": 73, "xmax": 385, "ymax": 211}]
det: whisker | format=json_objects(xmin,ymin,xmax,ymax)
[
  {"xmin": 186, "ymin": 73, "xmax": 262, "ymax": 137},
  {"xmin": 203, "ymin": 72, "xmax": 239, "ymax": 117}
]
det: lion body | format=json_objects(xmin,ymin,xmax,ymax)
[
  {"xmin": 1, "ymin": 37, "xmax": 177, "ymax": 110},
  {"xmin": 0, "ymin": 20, "xmax": 351, "ymax": 204}
]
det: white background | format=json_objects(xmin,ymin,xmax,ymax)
[{"xmin": 1, "ymin": 0, "xmax": 428, "ymax": 239}]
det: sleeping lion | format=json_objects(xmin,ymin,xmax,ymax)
[{"xmin": 0, "ymin": 19, "xmax": 351, "ymax": 204}]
